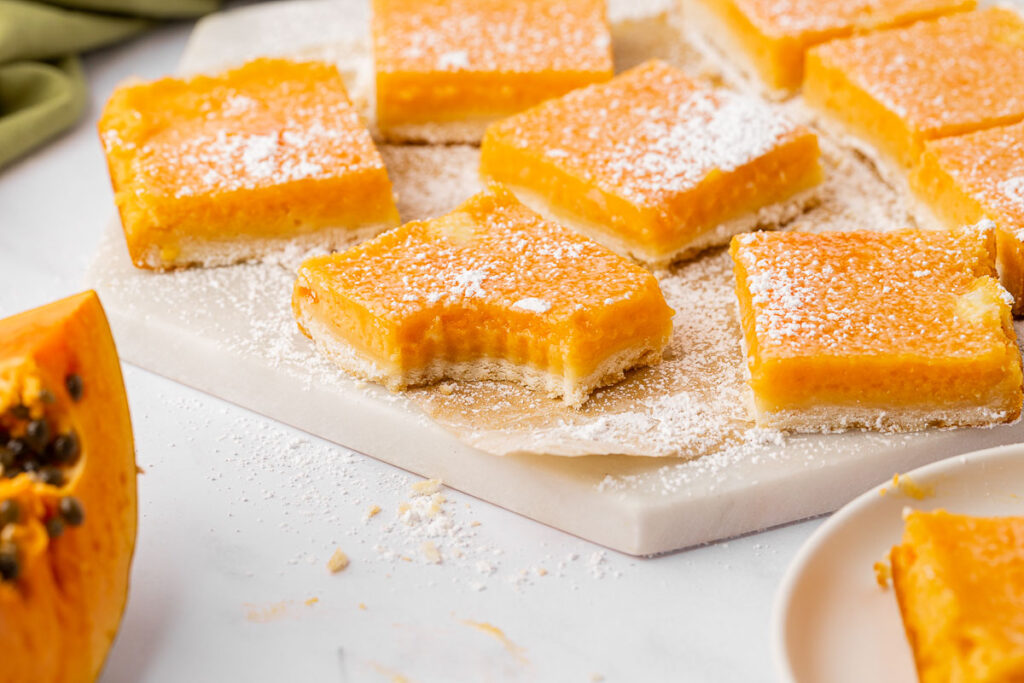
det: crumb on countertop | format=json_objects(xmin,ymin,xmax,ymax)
[
  {"xmin": 411, "ymin": 478, "xmax": 444, "ymax": 496},
  {"xmin": 327, "ymin": 548, "xmax": 350, "ymax": 573}
]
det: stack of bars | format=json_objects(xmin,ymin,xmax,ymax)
[{"xmin": 96, "ymin": 0, "xmax": 1024, "ymax": 435}]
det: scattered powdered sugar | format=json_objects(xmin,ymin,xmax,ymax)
[
  {"xmin": 998, "ymin": 176, "xmax": 1024, "ymax": 214},
  {"xmin": 142, "ymin": 392, "xmax": 633, "ymax": 588},
  {"xmin": 511, "ymin": 297, "xmax": 552, "ymax": 314},
  {"xmin": 450, "ymin": 269, "xmax": 490, "ymax": 298},
  {"xmin": 436, "ymin": 49, "xmax": 470, "ymax": 70},
  {"xmin": 379, "ymin": 145, "xmax": 483, "ymax": 220}
]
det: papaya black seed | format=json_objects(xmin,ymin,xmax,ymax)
[
  {"xmin": 25, "ymin": 419, "xmax": 49, "ymax": 452},
  {"xmin": 37, "ymin": 467, "xmax": 64, "ymax": 487},
  {"xmin": 0, "ymin": 447, "xmax": 14, "ymax": 471},
  {"xmin": 49, "ymin": 432, "xmax": 79, "ymax": 465},
  {"xmin": 7, "ymin": 439, "xmax": 29, "ymax": 460},
  {"xmin": 0, "ymin": 546, "xmax": 18, "ymax": 581},
  {"xmin": 59, "ymin": 497, "xmax": 84, "ymax": 527},
  {"xmin": 65, "ymin": 374, "xmax": 83, "ymax": 402},
  {"xmin": 45, "ymin": 516, "xmax": 63, "ymax": 538},
  {"xmin": 10, "ymin": 405, "xmax": 29, "ymax": 420},
  {"xmin": 0, "ymin": 500, "xmax": 18, "ymax": 526}
]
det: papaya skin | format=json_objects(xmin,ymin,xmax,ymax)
[{"xmin": 0, "ymin": 291, "xmax": 137, "ymax": 683}]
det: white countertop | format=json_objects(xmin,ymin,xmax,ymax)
[{"xmin": 0, "ymin": 9, "xmax": 826, "ymax": 682}]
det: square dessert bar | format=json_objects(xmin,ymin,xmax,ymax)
[
  {"xmin": 292, "ymin": 185, "xmax": 674, "ymax": 407},
  {"xmin": 99, "ymin": 58, "xmax": 400, "ymax": 270},
  {"xmin": 804, "ymin": 7, "xmax": 1024, "ymax": 168},
  {"xmin": 912, "ymin": 121, "xmax": 1024, "ymax": 316},
  {"xmin": 480, "ymin": 60, "xmax": 822, "ymax": 267},
  {"xmin": 686, "ymin": 0, "xmax": 973, "ymax": 96},
  {"xmin": 372, "ymin": 0, "xmax": 613, "ymax": 143},
  {"xmin": 730, "ymin": 228, "xmax": 1022, "ymax": 432},
  {"xmin": 891, "ymin": 510, "xmax": 1024, "ymax": 683}
]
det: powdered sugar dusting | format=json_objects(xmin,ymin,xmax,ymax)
[
  {"xmin": 916, "ymin": 120, "xmax": 1024, "ymax": 239},
  {"xmin": 735, "ymin": 0, "xmax": 972, "ymax": 36},
  {"xmin": 511, "ymin": 298, "xmax": 552, "ymax": 314},
  {"xmin": 733, "ymin": 228, "xmax": 1003, "ymax": 356},
  {"xmin": 487, "ymin": 60, "xmax": 805, "ymax": 208},
  {"xmin": 167, "ymin": 126, "xmax": 339, "ymax": 197},
  {"xmin": 812, "ymin": 8, "xmax": 1024, "ymax": 133},
  {"xmin": 304, "ymin": 186, "xmax": 661, "ymax": 320},
  {"xmin": 436, "ymin": 49, "xmax": 470, "ymax": 70},
  {"xmin": 148, "ymin": 392, "xmax": 632, "ymax": 588},
  {"xmin": 998, "ymin": 176, "xmax": 1024, "ymax": 213},
  {"xmin": 375, "ymin": 0, "xmax": 612, "ymax": 74},
  {"xmin": 102, "ymin": 60, "xmax": 387, "ymax": 202}
]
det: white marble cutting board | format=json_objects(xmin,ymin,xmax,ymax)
[{"xmin": 86, "ymin": 0, "xmax": 1024, "ymax": 556}]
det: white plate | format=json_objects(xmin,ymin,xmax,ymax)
[{"xmin": 773, "ymin": 443, "xmax": 1024, "ymax": 683}]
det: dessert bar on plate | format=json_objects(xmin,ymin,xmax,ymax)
[
  {"xmin": 891, "ymin": 510, "xmax": 1024, "ymax": 683},
  {"xmin": 292, "ymin": 184, "xmax": 674, "ymax": 407},
  {"xmin": 99, "ymin": 58, "xmax": 400, "ymax": 270},
  {"xmin": 480, "ymin": 59, "xmax": 822, "ymax": 267},
  {"xmin": 684, "ymin": 0, "xmax": 973, "ymax": 96},
  {"xmin": 730, "ymin": 227, "xmax": 1023, "ymax": 432},
  {"xmin": 911, "ymin": 120, "xmax": 1024, "ymax": 316},
  {"xmin": 372, "ymin": 0, "xmax": 613, "ymax": 143},
  {"xmin": 804, "ymin": 7, "xmax": 1024, "ymax": 169}
]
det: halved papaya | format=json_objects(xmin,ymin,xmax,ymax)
[{"xmin": 0, "ymin": 291, "xmax": 137, "ymax": 683}]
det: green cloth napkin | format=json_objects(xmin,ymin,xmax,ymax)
[{"xmin": 0, "ymin": 0, "xmax": 219, "ymax": 170}]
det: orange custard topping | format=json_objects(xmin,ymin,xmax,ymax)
[
  {"xmin": 804, "ymin": 8, "xmax": 1024, "ymax": 168},
  {"xmin": 292, "ymin": 185, "xmax": 674, "ymax": 407},
  {"xmin": 372, "ymin": 0, "xmax": 613, "ymax": 143},
  {"xmin": 730, "ymin": 228, "xmax": 1022, "ymax": 432},
  {"xmin": 912, "ymin": 121, "xmax": 1024, "ymax": 316},
  {"xmin": 99, "ymin": 58, "xmax": 399, "ymax": 270},
  {"xmin": 891, "ymin": 510, "xmax": 1024, "ymax": 683},
  {"xmin": 688, "ymin": 0, "xmax": 973, "ymax": 94},
  {"xmin": 480, "ymin": 60, "xmax": 822, "ymax": 266}
]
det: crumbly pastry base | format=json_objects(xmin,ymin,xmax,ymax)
[
  {"xmin": 802, "ymin": 107, "xmax": 912, "ymax": 197},
  {"xmin": 294, "ymin": 298, "xmax": 665, "ymax": 408},
  {"xmin": 501, "ymin": 182, "xmax": 822, "ymax": 268},
  {"xmin": 755, "ymin": 402, "xmax": 1019, "ymax": 433},
  {"xmin": 133, "ymin": 221, "xmax": 397, "ymax": 270},
  {"xmin": 375, "ymin": 118, "xmax": 497, "ymax": 145},
  {"xmin": 677, "ymin": 0, "xmax": 794, "ymax": 101}
]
